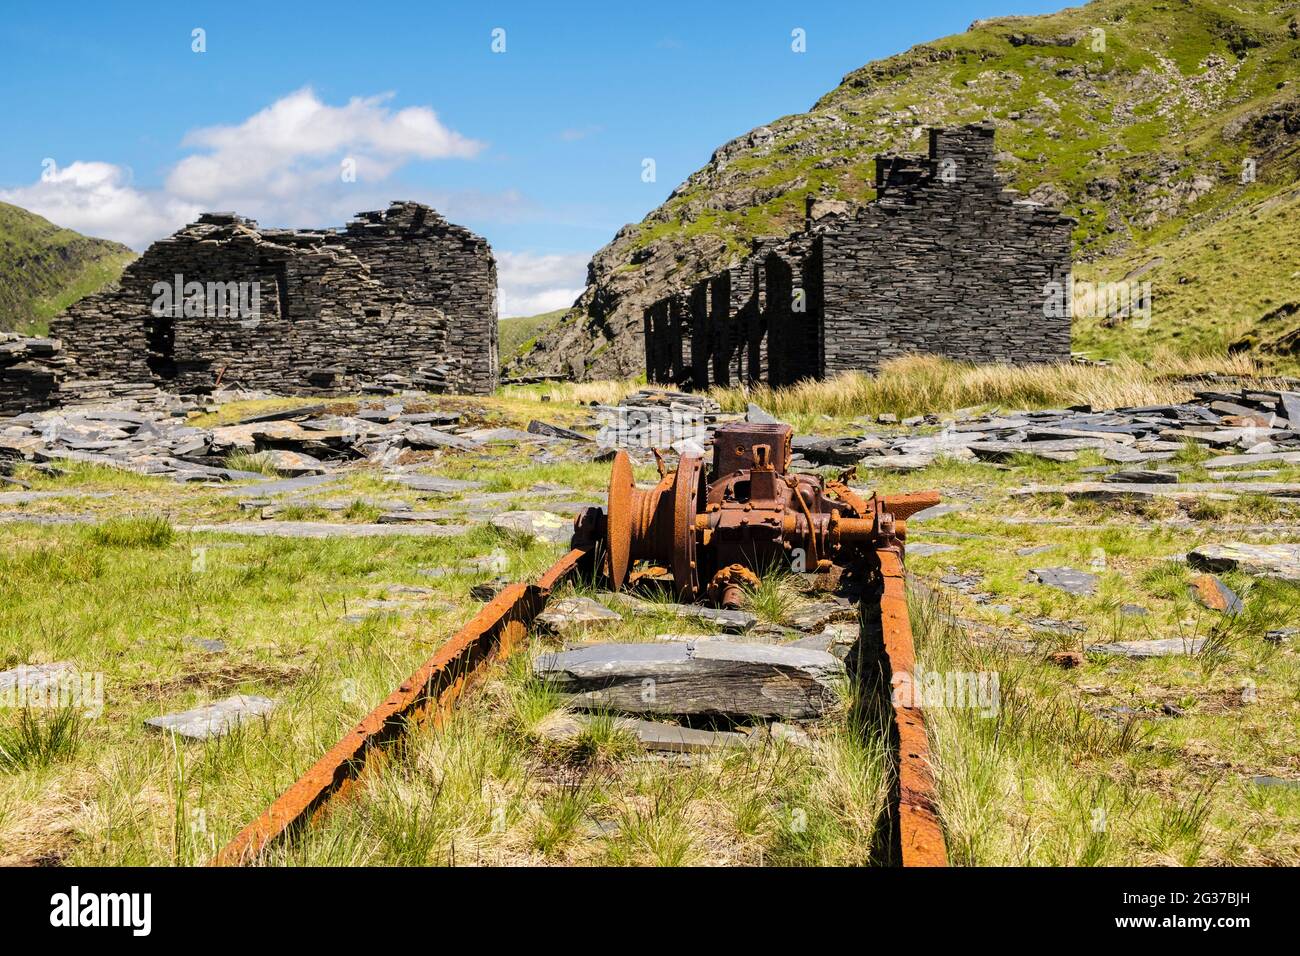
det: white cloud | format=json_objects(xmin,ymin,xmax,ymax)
[
  {"xmin": 167, "ymin": 88, "xmax": 483, "ymax": 203},
  {"xmin": 0, "ymin": 88, "xmax": 485, "ymax": 250},
  {"xmin": 0, "ymin": 161, "xmax": 201, "ymax": 250},
  {"xmin": 496, "ymin": 251, "xmax": 588, "ymax": 317}
]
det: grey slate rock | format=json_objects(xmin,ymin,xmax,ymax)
[
  {"xmin": 1084, "ymin": 638, "xmax": 1207, "ymax": 658},
  {"xmin": 1252, "ymin": 775, "xmax": 1300, "ymax": 789},
  {"xmin": 533, "ymin": 640, "xmax": 845, "ymax": 719},
  {"xmin": 385, "ymin": 473, "xmax": 485, "ymax": 494},
  {"xmin": 1104, "ymin": 469, "xmax": 1177, "ymax": 484},
  {"xmin": 536, "ymin": 597, "xmax": 623, "ymax": 635},
  {"xmin": 403, "ymin": 426, "xmax": 485, "ymax": 452},
  {"xmin": 1026, "ymin": 566, "xmax": 1099, "ymax": 596},
  {"xmin": 1279, "ymin": 392, "xmax": 1300, "ymax": 429},
  {"xmin": 491, "ymin": 510, "xmax": 572, "ymax": 544},
  {"xmin": 1015, "ymin": 544, "xmax": 1056, "ymax": 556},
  {"xmin": 786, "ymin": 598, "xmax": 857, "ymax": 632},
  {"xmin": 1188, "ymin": 542, "xmax": 1300, "ymax": 582},
  {"xmin": 745, "ymin": 403, "xmax": 785, "ymax": 425},
  {"xmin": 527, "ymin": 420, "xmax": 592, "ymax": 441},
  {"xmin": 144, "ymin": 694, "xmax": 277, "ymax": 739}
]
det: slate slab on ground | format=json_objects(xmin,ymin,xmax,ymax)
[
  {"xmin": 1084, "ymin": 638, "xmax": 1207, "ymax": 659},
  {"xmin": 144, "ymin": 695, "xmax": 277, "ymax": 739},
  {"xmin": 534, "ymin": 640, "xmax": 844, "ymax": 719},
  {"xmin": 1188, "ymin": 543, "xmax": 1300, "ymax": 581},
  {"xmin": 1027, "ymin": 566, "xmax": 1099, "ymax": 596}
]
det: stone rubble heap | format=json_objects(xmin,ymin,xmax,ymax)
[
  {"xmin": 778, "ymin": 384, "xmax": 1300, "ymax": 479},
  {"xmin": 0, "ymin": 334, "xmax": 72, "ymax": 416},
  {"xmin": 4, "ymin": 382, "xmax": 1298, "ymax": 493}
]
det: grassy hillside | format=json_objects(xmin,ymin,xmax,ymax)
[
  {"xmin": 0, "ymin": 202, "xmax": 135, "ymax": 335},
  {"xmin": 499, "ymin": 308, "xmax": 567, "ymax": 368},
  {"xmin": 512, "ymin": 0, "xmax": 1300, "ymax": 379}
]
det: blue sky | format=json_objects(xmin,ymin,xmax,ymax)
[{"xmin": 0, "ymin": 0, "xmax": 1064, "ymax": 314}]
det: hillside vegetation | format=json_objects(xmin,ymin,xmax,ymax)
[
  {"xmin": 499, "ymin": 308, "xmax": 568, "ymax": 368},
  {"xmin": 0, "ymin": 202, "xmax": 135, "ymax": 335},
  {"xmin": 511, "ymin": 0, "xmax": 1300, "ymax": 380}
]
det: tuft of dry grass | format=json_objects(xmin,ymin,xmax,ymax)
[{"xmin": 708, "ymin": 352, "xmax": 1269, "ymax": 422}]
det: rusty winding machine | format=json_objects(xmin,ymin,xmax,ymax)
[
  {"xmin": 574, "ymin": 421, "xmax": 939, "ymax": 605},
  {"xmin": 213, "ymin": 420, "xmax": 947, "ymax": 867}
]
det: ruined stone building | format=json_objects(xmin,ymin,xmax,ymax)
[
  {"xmin": 51, "ymin": 201, "xmax": 499, "ymax": 396},
  {"xmin": 643, "ymin": 124, "xmax": 1074, "ymax": 389}
]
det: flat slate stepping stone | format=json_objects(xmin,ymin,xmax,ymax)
[
  {"xmin": 491, "ymin": 510, "xmax": 572, "ymax": 544},
  {"xmin": 215, "ymin": 474, "xmax": 341, "ymax": 496},
  {"xmin": 1188, "ymin": 573, "xmax": 1244, "ymax": 615},
  {"xmin": 1011, "ymin": 480, "xmax": 1300, "ymax": 500},
  {"xmin": 653, "ymin": 631, "xmax": 784, "ymax": 645},
  {"xmin": 1204, "ymin": 451, "xmax": 1300, "ymax": 468},
  {"xmin": 144, "ymin": 695, "xmax": 277, "ymax": 739},
  {"xmin": 857, "ymin": 453, "xmax": 936, "ymax": 471},
  {"xmin": 1251, "ymin": 775, "xmax": 1300, "ymax": 789},
  {"xmin": 534, "ymin": 640, "xmax": 844, "ymax": 719},
  {"xmin": 908, "ymin": 503, "xmax": 965, "ymax": 523},
  {"xmin": 1084, "ymin": 638, "xmax": 1207, "ymax": 658},
  {"xmin": 1188, "ymin": 543, "xmax": 1300, "ymax": 582},
  {"xmin": 385, "ymin": 473, "xmax": 485, "ymax": 494},
  {"xmin": 602, "ymin": 593, "xmax": 758, "ymax": 633},
  {"xmin": 1027, "ymin": 566, "xmax": 1099, "ymax": 596},
  {"xmin": 0, "ymin": 662, "xmax": 77, "ymax": 697},
  {"xmin": 536, "ymin": 597, "xmax": 623, "ymax": 635},
  {"xmin": 1015, "ymin": 544, "xmax": 1056, "ymax": 556},
  {"xmin": 181, "ymin": 521, "xmax": 473, "ymax": 538},
  {"xmin": 1104, "ymin": 470, "xmax": 1177, "ymax": 484},
  {"xmin": 403, "ymin": 426, "xmax": 485, "ymax": 452},
  {"xmin": 907, "ymin": 542, "xmax": 958, "ymax": 558}
]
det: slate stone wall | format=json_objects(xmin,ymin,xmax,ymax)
[
  {"xmin": 50, "ymin": 202, "xmax": 498, "ymax": 396},
  {"xmin": 820, "ymin": 123, "xmax": 1073, "ymax": 373},
  {"xmin": 641, "ymin": 123, "xmax": 1074, "ymax": 389}
]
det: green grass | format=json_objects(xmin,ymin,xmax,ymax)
[
  {"xmin": 87, "ymin": 515, "xmax": 175, "ymax": 549},
  {"xmin": 222, "ymin": 451, "xmax": 282, "ymax": 477},
  {"xmin": 2, "ymin": 376, "xmax": 1297, "ymax": 866},
  {"xmin": 0, "ymin": 200, "xmax": 135, "ymax": 334},
  {"xmin": 498, "ymin": 309, "xmax": 568, "ymax": 366},
  {"xmin": 0, "ymin": 707, "xmax": 83, "ymax": 773}
]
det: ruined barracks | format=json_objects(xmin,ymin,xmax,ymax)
[
  {"xmin": 643, "ymin": 123, "xmax": 1074, "ymax": 389},
  {"xmin": 51, "ymin": 201, "xmax": 499, "ymax": 396}
]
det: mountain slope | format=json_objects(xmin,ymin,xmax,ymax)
[
  {"xmin": 0, "ymin": 202, "xmax": 136, "ymax": 335},
  {"xmin": 509, "ymin": 0, "xmax": 1300, "ymax": 380}
]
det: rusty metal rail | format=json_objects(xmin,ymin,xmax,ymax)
[
  {"xmin": 876, "ymin": 545, "xmax": 948, "ymax": 867},
  {"xmin": 211, "ymin": 548, "xmax": 586, "ymax": 866}
]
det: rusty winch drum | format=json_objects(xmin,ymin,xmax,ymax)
[{"xmin": 574, "ymin": 422, "xmax": 939, "ymax": 606}]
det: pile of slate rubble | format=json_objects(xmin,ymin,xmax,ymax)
[{"xmin": 2, "ymin": 382, "xmax": 1298, "ymax": 487}]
